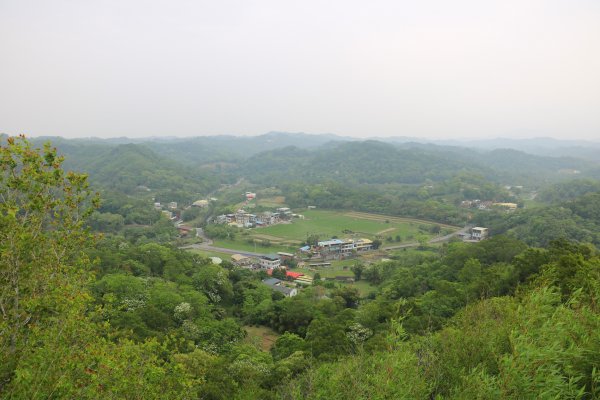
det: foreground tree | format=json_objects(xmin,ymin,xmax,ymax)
[
  {"xmin": 0, "ymin": 137, "xmax": 193, "ymax": 398},
  {"xmin": 0, "ymin": 136, "xmax": 99, "ymax": 388}
]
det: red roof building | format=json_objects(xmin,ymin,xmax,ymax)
[{"xmin": 267, "ymin": 269, "xmax": 304, "ymax": 279}]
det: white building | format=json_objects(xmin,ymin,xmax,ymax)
[
  {"xmin": 471, "ymin": 227, "xmax": 489, "ymax": 241},
  {"xmin": 259, "ymin": 254, "xmax": 281, "ymax": 269}
]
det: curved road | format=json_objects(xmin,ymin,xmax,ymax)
[{"xmin": 180, "ymin": 226, "xmax": 472, "ymax": 256}]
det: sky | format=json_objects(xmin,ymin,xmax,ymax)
[{"xmin": 1, "ymin": 0, "xmax": 599, "ymax": 140}]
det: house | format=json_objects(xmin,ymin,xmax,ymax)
[
  {"xmin": 317, "ymin": 239, "xmax": 344, "ymax": 253},
  {"xmin": 266, "ymin": 269, "xmax": 304, "ymax": 280},
  {"xmin": 231, "ymin": 254, "xmax": 253, "ymax": 266},
  {"xmin": 309, "ymin": 238, "xmax": 373, "ymax": 256},
  {"xmin": 154, "ymin": 202, "xmax": 162, "ymax": 210},
  {"xmin": 259, "ymin": 254, "xmax": 281, "ymax": 269},
  {"xmin": 262, "ymin": 278, "xmax": 298, "ymax": 297},
  {"xmin": 168, "ymin": 202, "xmax": 178, "ymax": 210},
  {"xmin": 277, "ymin": 252, "xmax": 295, "ymax": 261},
  {"xmin": 276, "ymin": 207, "xmax": 293, "ymax": 220},
  {"xmin": 471, "ymin": 227, "xmax": 489, "ymax": 241}
]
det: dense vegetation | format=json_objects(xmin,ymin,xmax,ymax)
[{"xmin": 2, "ymin": 135, "xmax": 600, "ymax": 399}]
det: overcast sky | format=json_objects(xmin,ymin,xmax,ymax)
[{"xmin": 1, "ymin": 0, "xmax": 599, "ymax": 140}]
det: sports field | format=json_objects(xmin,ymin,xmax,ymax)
[{"xmin": 255, "ymin": 209, "xmax": 453, "ymax": 242}]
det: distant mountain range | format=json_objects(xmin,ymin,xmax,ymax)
[
  {"xmin": 18, "ymin": 131, "xmax": 600, "ymax": 162},
  {"xmin": 2, "ymin": 131, "xmax": 596, "ymax": 191}
]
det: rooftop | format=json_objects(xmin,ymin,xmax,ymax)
[
  {"xmin": 262, "ymin": 278, "xmax": 281, "ymax": 286},
  {"xmin": 318, "ymin": 239, "xmax": 344, "ymax": 246}
]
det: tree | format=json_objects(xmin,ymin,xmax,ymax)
[
  {"xmin": 271, "ymin": 332, "xmax": 306, "ymax": 361},
  {"xmin": 351, "ymin": 263, "xmax": 365, "ymax": 281},
  {"xmin": 0, "ymin": 136, "xmax": 99, "ymax": 391}
]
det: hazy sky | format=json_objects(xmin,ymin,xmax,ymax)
[{"xmin": 1, "ymin": 0, "xmax": 599, "ymax": 140}]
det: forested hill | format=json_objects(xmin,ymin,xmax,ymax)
[
  {"xmin": 49, "ymin": 141, "xmax": 221, "ymax": 202},
  {"xmin": 141, "ymin": 131, "xmax": 348, "ymax": 164},
  {"xmin": 240, "ymin": 140, "xmax": 491, "ymax": 184},
  {"xmin": 23, "ymin": 133, "xmax": 597, "ymax": 188},
  {"xmin": 2, "ymin": 136, "xmax": 600, "ymax": 399}
]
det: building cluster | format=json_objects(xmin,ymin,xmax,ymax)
[
  {"xmin": 213, "ymin": 207, "xmax": 295, "ymax": 228},
  {"xmin": 460, "ymin": 200, "xmax": 518, "ymax": 211},
  {"xmin": 261, "ymin": 278, "xmax": 298, "ymax": 297},
  {"xmin": 230, "ymin": 252, "xmax": 312, "ymax": 297},
  {"xmin": 299, "ymin": 238, "xmax": 373, "ymax": 260}
]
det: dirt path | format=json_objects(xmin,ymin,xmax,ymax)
[{"xmin": 343, "ymin": 211, "xmax": 459, "ymax": 229}]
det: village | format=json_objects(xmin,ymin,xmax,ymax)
[{"xmin": 153, "ymin": 191, "xmax": 491, "ymax": 299}]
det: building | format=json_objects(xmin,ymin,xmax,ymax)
[
  {"xmin": 192, "ymin": 199, "xmax": 209, "ymax": 208},
  {"xmin": 277, "ymin": 252, "xmax": 295, "ymax": 261},
  {"xmin": 231, "ymin": 254, "xmax": 253, "ymax": 266},
  {"xmin": 471, "ymin": 227, "xmax": 489, "ymax": 241},
  {"xmin": 262, "ymin": 278, "xmax": 298, "ymax": 297},
  {"xmin": 259, "ymin": 254, "xmax": 281, "ymax": 269},
  {"xmin": 309, "ymin": 238, "xmax": 373, "ymax": 257},
  {"xmin": 168, "ymin": 202, "xmax": 178, "ymax": 210}
]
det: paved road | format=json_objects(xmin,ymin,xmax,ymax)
[
  {"xmin": 180, "ymin": 243, "xmax": 270, "ymax": 258},
  {"xmin": 382, "ymin": 226, "xmax": 471, "ymax": 250},
  {"xmin": 182, "ymin": 226, "xmax": 472, "ymax": 256}
]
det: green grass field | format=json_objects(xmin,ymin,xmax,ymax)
[
  {"xmin": 243, "ymin": 325, "xmax": 279, "ymax": 352},
  {"xmin": 255, "ymin": 209, "xmax": 443, "ymax": 242},
  {"xmin": 186, "ymin": 248, "xmax": 237, "ymax": 260},
  {"xmin": 211, "ymin": 238, "xmax": 295, "ymax": 253}
]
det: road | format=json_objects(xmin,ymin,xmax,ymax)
[
  {"xmin": 180, "ymin": 242, "xmax": 270, "ymax": 258},
  {"xmin": 381, "ymin": 226, "xmax": 471, "ymax": 250},
  {"xmin": 181, "ymin": 226, "xmax": 472, "ymax": 256}
]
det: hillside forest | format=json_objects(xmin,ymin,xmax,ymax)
[{"xmin": 1, "ymin": 133, "xmax": 600, "ymax": 399}]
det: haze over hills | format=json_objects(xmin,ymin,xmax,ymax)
[{"xmin": 13, "ymin": 132, "xmax": 596, "ymax": 189}]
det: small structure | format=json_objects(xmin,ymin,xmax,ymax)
[
  {"xmin": 192, "ymin": 199, "xmax": 209, "ymax": 208},
  {"xmin": 277, "ymin": 252, "xmax": 295, "ymax": 261},
  {"xmin": 168, "ymin": 202, "xmax": 178, "ymax": 210},
  {"xmin": 262, "ymin": 278, "xmax": 298, "ymax": 297},
  {"xmin": 471, "ymin": 227, "xmax": 489, "ymax": 241},
  {"xmin": 260, "ymin": 254, "xmax": 281, "ymax": 269},
  {"xmin": 231, "ymin": 254, "xmax": 253, "ymax": 266},
  {"xmin": 493, "ymin": 202, "xmax": 518, "ymax": 211},
  {"xmin": 177, "ymin": 225, "xmax": 193, "ymax": 236},
  {"xmin": 295, "ymin": 275, "xmax": 313, "ymax": 285}
]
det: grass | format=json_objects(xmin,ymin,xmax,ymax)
[
  {"xmin": 255, "ymin": 209, "xmax": 443, "ymax": 242},
  {"xmin": 211, "ymin": 238, "xmax": 295, "ymax": 254},
  {"xmin": 186, "ymin": 248, "xmax": 236, "ymax": 260},
  {"xmin": 243, "ymin": 325, "xmax": 279, "ymax": 352}
]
